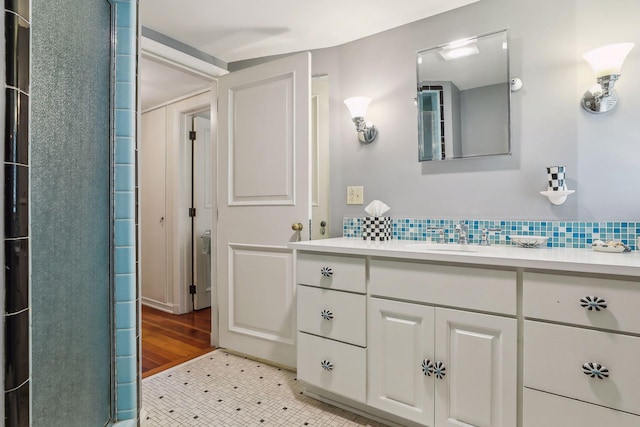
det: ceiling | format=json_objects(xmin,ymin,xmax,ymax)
[
  {"xmin": 140, "ymin": 56, "xmax": 212, "ymax": 111},
  {"xmin": 139, "ymin": 0, "xmax": 480, "ymax": 110}
]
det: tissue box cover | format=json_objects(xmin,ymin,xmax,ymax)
[{"xmin": 363, "ymin": 216, "xmax": 392, "ymax": 241}]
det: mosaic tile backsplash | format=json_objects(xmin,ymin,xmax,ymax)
[{"xmin": 343, "ymin": 217, "xmax": 640, "ymax": 250}]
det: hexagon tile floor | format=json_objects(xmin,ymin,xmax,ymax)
[{"xmin": 142, "ymin": 350, "xmax": 385, "ymax": 426}]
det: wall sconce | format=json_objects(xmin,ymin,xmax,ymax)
[
  {"xmin": 344, "ymin": 96, "xmax": 378, "ymax": 143},
  {"xmin": 581, "ymin": 42, "xmax": 635, "ymax": 113}
]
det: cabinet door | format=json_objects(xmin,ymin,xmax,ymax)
[
  {"xmin": 435, "ymin": 308, "xmax": 517, "ymax": 427},
  {"xmin": 368, "ymin": 298, "xmax": 435, "ymax": 426}
]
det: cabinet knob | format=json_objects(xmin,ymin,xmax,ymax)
[
  {"xmin": 582, "ymin": 362, "xmax": 609, "ymax": 379},
  {"xmin": 421, "ymin": 359, "xmax": 446, "ymax": 379},
  {"xmin": 320, "ymin": 267, "xmax": 333, "ymax": 277},
  {"xmin": 421, "ymin": 359, "xmax": 434, "ymax": 376},
  {"xmin": 433, "ymin": 361, "xmax": 446, "ymax": 379},
  {"xmin": 579, "ymin": 296, "xmax": 607, "ymax": 311},
  {"xmin": 321, "ymin": 360, "xmax": 334, "ymax": 371},
  {"xmin": 292, "ymin": 222, "xmax": 304, "ymax": 231},
  {"xmin": 320, "ymin": 309, "xmax": 334, "ymax": 321}
]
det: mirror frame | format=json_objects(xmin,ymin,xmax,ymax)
[{"xmin": 416, "ymin": 29, "xmax": 512, "ymax": 162}]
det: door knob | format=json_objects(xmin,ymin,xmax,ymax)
[{"xmin": 292, "ymin": 223, "xmax": 304, "ymax": 231}]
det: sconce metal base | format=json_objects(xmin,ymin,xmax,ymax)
[
  {"xmin": 353, "ymin": 117, "xmax": 378, "ymax": 143},
  {"xmin": 581, "ymin": 74, "xmax": 619, "ymax": 114},
  {"xmin": 582, "ymin": 89, "xmax": 618, "ymax": 113}
]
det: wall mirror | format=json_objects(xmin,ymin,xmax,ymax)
[{"xmin": 417, "ymin": 29, "xmax": 510, "ymax": 161}]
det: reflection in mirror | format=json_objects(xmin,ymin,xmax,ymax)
[
  {"xmin": 311, "ymin": 76, "xmax": 330, "ymax": 239},
  {"xmin": 417, "ymin": 30, "xmax": 510, "ymax": 161}
]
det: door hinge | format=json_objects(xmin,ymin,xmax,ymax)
[
  {"xmin": 189, "ymin": 208, "xmax": 196, "ymax": 217},
  {"xmin": 189, "ymin": 130, "xmax": 197, "ymax": 141},
  {"xmin": 189, "ymin": 284, "xmax": 196, "ymax": 295}
]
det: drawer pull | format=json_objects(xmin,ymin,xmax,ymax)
[
  {"xmin": 321, "ymin": 360, "xmax": 334, "ymax": 371},
  {"xmin": 320, "ymin": 309, "xmax": 334, "ymax": 320},
  {"xmin": 579, "ymin": 296, "xmax": 607, "ymax": 311},
  {"xmin": 421, "ymin": 359, "xmax": 446, "ymax": 379},
  {"xmin": 320, "ymin": 267, "xmax": 334, "ymax": 277},
  {"xmin": 421, "ymin": 359, "xmax": 434, "ymax": 376},
  {"xmin": 582, "ymin": 362, "xmax": 609, "ymax": 379}
]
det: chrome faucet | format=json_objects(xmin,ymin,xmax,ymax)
[
  {"xmin": 427, "ymin": 227, "xmax": 445, "ymax": 243},
  {"xmin": 479, "ymin": 228, "xmax": 502, "ymax": 246},
  {"xmin": 454, "ymin": 222, "xmax": 468, "ymax": 244}
]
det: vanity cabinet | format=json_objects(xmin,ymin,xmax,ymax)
[
  {"xmin": 292, "ymin": 240, "xmax": 640, "ymax": 427},
  {"xmin": 523, "ymin": 272, "xmax": 640, "ymax": 426},
  {"xmin": 368, "ymin": 260, "xmax": 517, "ymax": 427}
]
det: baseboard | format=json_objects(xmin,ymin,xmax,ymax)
[{"xmin": 141, "ymin": 297, "xmax": 175, "ymax": 313}]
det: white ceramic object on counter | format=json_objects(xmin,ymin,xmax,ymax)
[
  {"xmin": 592, "ymin": 240, "xmax": 629, "ymax": 253},
  {"xmin": 592, "ymin": 245, "xmax": 626, "ymax": 253}
]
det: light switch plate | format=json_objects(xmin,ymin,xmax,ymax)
[{"xmin": 347, "ymin": 186, "xmax": 364, "ymax": 205}]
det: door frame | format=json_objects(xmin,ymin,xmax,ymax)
[{"xmin": 139, "ymin": 44, "xmax": 223, "ymax": 347}]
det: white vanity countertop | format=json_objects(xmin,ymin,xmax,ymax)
[{"xmin": 288, "ymin": 238, "xmax": 640, "ymax": 277}]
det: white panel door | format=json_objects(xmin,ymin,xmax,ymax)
[
  {"xmin": 140, "ymin": 107, "xmax": 169, "ymax": 308},
  {"xmin": 194, "ymin": 113, "xmax": 212, "ymax": 310},
  {"xmin": 368, "ymin": 298, "xmax": 436, "ymax": 426},
  {"xmin": 435, "ymin": 308, "xmax": 517, "ymax": 427},
  {"xmin": 217, "ymin": 52, "xmax": 310, "ymax": 367}
]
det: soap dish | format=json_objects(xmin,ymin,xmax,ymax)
[
  {"xmin": 509, "ymin": 235, "xmax": 549, "ymax": 248},
  {"xmin": 592, "ymin": 245, "xmax": 626, "ymax": 253},
  {"xmin": 592, "ymin": 240, "xmax": 630, "ymax": 253}
]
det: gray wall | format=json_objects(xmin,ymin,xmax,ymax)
[
  {"xmin": 232, "ymin": 0, "xmax": 640, "ymax": 237},
  {"xmin": 315, "ymin": 0, "xmax": 640, "ymax": 236}
]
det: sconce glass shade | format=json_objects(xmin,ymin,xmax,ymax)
[
  {"xmin": 344, "ymin": 96, "xmax": 377, "ymax": 143},
  {"xmin": 582, "ymin": 42, "xmax": 635, "ymax": 77},
  {"xmin": 344, "ymin": 96, "xmax": 371, "ymax": 118}
]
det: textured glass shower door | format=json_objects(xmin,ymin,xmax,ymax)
[{"xmin": 31, "ymin": 0, "xmax": 114, "ymax": 425}]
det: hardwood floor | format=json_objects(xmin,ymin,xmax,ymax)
[{"xmin": 141, "ymin": 305, "xmax": 214, "ymax": 378}]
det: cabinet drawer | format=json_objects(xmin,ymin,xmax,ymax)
[
  {"xmin": 523, "ymin": 388, "xmax": 640, "ymax": 427},
  {"xmin": 297, "ymin": 285, "xmax": 366, "ymax": 346},
  {"xmin": 523, "ymin": 272, "xmax": 640, "ymax": 334},
  {"xmin": 297, "ymin": 332, "xmax": 366, "ymax": 403},
  {"xmin": 370, "ymin": 259, "xmax": 516, "ymax": 315},
  {"xmin": 524, "ymin": 320, "xmax": 640, "ymax": 415},
  {"xmin": 297, "ymin": 252, "xmax": 366, "ymax": 293}
]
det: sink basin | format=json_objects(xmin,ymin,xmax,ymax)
[{"xmin": 411, "ymin": 243, "xmax": 480, "ymax": 253}]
